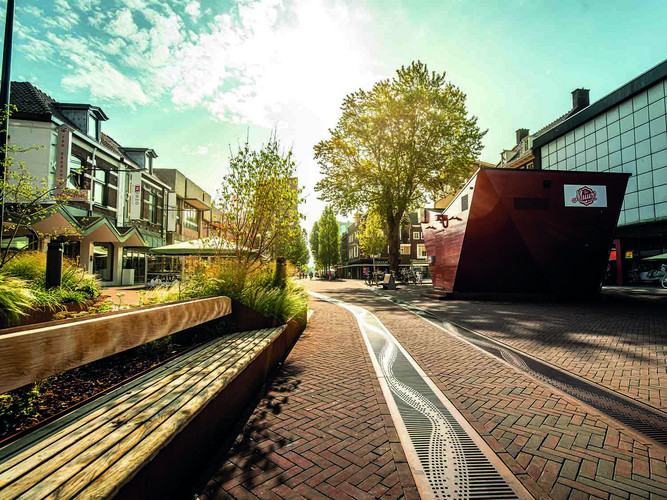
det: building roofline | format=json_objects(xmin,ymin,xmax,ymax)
[
  {"xmin": 123, "ymin": 147, "xmax": 158, "ymax": 158},
  {"xmin": 56, "ymin": 103, "xmax": 109, "ymax": 121},
  {"xmin": 533, "ymin": 58, "xmax": 667, "ymax": 149}
]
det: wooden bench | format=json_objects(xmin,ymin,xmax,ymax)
[{"xmin": 0, "ymin": 326, "xmax": 289, "ymax": 499}]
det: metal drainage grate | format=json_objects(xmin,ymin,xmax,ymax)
[
  {"xmin": 378, "ymin": 292, "xmax": 667, "ymax": 447},
  {"xmin": 311, "ymin": 292, "xmax": 524, "ymax": 500}
]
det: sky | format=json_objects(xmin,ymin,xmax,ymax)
[{"xmin": 2, "ymin": 0, "xmax": 667, "ymax": 232}]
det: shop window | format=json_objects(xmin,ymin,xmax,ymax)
[
  {"xmin": 68, "ymin": 157, "xmax": 85, "ymax": 190},
  {"xmin": 148, "ymin": 192, "xmax": 158, "ymax": 223},
  {"xmin": 93, "ymin": 243, "xmax": 113, "ymax": 281},
  {"xmin": 183, "ymin": 205, "xmax": 198, "ymax": 230}
]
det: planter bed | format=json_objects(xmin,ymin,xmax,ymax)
[{"xmin": 0, "ymin": 319, "xmax": 305, "ymax": 499}]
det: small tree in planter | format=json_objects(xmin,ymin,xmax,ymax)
[{"xmin": 213, "ymin": 135, "xmax": 303, "ymax": 278}]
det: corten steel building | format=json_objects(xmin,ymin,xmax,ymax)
[{"xmin": 532, "ymin": 59, "xmax": 667, "ymax": 285}]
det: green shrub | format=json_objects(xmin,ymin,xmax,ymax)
[
  {"xmin": 0, "ymin": 274, "xmax": 34, "ymax": 327},
  {"xmin": 145, "ymin": 284, "xmax": 182, "ymax": 305},
  {"xmin": 2, "ymin": 252, "xmax": 44, "ymax": 282},
  {"xmin": 143, "ymin": 261, "xmax": 308, "ymax": 324},
  {"xmin": 2, "ymin": 252, "xmax": 100, "ymax": 310},
  {"xmin": 240, "ymin": 278, "xmax": 308, "ymax": 323}
]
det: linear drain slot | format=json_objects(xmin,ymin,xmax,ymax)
[{"xmin": 311, "ymin": 292, "xmax": 524, "ymax": 500}]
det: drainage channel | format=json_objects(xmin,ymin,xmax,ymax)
[
  {"xmin": 311, "ymin": 291, "xmax": 531, "ymax": 500},
  {"xmin": 375, "ymin": 291, "xmax": 667, "ymax": 447}
]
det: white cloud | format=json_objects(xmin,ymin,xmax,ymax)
[
  {"xmin": 168, "ymin": 0, "xmax": 379, "ymax": 130},
  {"xmin": 19, "ymin": 5, "xmax": 43, "ymax": 17},
  {"xmin": 107, "ymin": 8, "xmax": 138, "ymax": 38},
  {"xmin": 46, "ymin": 33, "xmax": 150, "ymax": 107},
  {"xmin": 73, "ymin": 0, "xmax": 101, "ymax": 11},
  {"xmin": 53, "ymin": 0, "xmax": 80, "ymax": 29},
  {"xmin": 16, "ymin": 0, "xmax": 382, "ymax": 224},
  {"xmin": 185, "ymin": 1, "xmax": 201, "ymax": 20}
]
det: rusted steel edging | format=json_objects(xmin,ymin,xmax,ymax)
[
  {"xmin": 0, "ymin": 296, "xmax": 232, "ymax": 394},
  {"xmin": 116, "ymin": 315, "xmax": 307, "ymax": 500}
]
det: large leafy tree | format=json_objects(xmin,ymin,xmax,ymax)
[
  {"xmin": 357, "ymin": 210, "xmax": 386, "ymax": 273},
  {"xmin": 314, "ymin": 61, "xmax": 485, "ymax": 271},
  {"xmin": 215, "ymin": 136, "xmax": 303, "ymax": 271},
  {"xmin": 317, "ymin": 206, "xmax": 340, "ymax": 271}
]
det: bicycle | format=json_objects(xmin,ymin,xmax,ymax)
[{"xmin": 659, "ymin": 264, "xmax": 667, "ymax": 289}]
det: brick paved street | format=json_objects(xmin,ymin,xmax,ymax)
[
  {"xmin": 382, "ymin": 284, "xmax": 667, "ymax": 412},
  {"xmin": 306, "ymin": 280, "xmax": 667, "ymax": 500},
  {"xmin": 196, "ymin": 279, "xmax": 667, "ymax": 499},
  {"xmin": 196, "ymin": 293, "xmax": 419, "ymax": 500}
]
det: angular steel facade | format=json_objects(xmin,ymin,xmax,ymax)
[{"xmin": 421, "ymin": 168, "xmax": 629, "ymax": 296}]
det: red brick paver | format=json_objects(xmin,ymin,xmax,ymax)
[
  {"xmin": 396, "ymin": 285, "xmax": 667, "ymax": 411},
  {"xmin": 308, "ymin": 280, "xmax": 667, "ymax": 500},
  {"xmin": 196, "ymin": 294, "xmax": 418, "ymax": 499}
]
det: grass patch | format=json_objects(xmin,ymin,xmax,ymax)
[
  {"xmin": 145, "ymin": 261, "xmax": 308, "ymax": 324},
  {"xmin": 0, "ymin": 252, "xmax": 101, "ymax": 327}
]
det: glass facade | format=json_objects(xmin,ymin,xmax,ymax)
[{"xmin": 540, "ymin": 79, "xmax": 667, "ymax": 226}]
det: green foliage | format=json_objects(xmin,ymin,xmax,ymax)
[
  {"xmin": 309, "ymin": 221, "xmax": 320, "ymax": 269},
  {"xmin": 0, "ymin": 377, "xmax": 54, "ymax": 434},
  {"xmin": 357, "ymin": 211, "xmax": 387, "ymax": 258},
  {"xmin": 0, "ymin": 274, "xmax": 34, "ymax": 327},
  {"xmin": 276, "ymin": 226, "xmax": 309, "ymax": 269},
  {"xmin": 314, "ymin": 60, "xmax": 485, "ymax": 270},
  {"xmin": 52, "ymin": 299, "xmax": 113, "ymax": 320},
  {"xmin": 215, "ymin": 136, "xmax": 304, "ymax": 271},
  {"xmin": 0, "ymin": 252, "xmax": 101, "ymax": 325},
  {"xmin": 146, "ymin": 262, "xmax": 308, "ymax": 324},
  {"xmin": 240, "ymin": 278, "xmax": 308, "ymax": 324},
  {"xmin": 0, "ymin": 388, "xmax": 40, "ymax": 431},
  {"xmin": 317, "ymin": 206, "xmax": 340, "ymax": 270}
]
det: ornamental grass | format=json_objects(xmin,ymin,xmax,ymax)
[{"xmin": 0, "ymin": 252, "xmax": 101, "ymax": 327}]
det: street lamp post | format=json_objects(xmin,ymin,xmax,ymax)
[{"xmin": 0, "ymin": 0, "xmax": 16, "ymax": 254}]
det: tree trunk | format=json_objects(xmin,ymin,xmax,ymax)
[{"xmin": 387, "ymin": 217, "xmax": 400, "ymax": 273}]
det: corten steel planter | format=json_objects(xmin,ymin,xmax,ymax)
[
  {"xmin": 117, "ymin": 314, "xmax": 307, "ymax": 500},
  {"xmin": 421, "ymin": 168, "xmax": 629, "ymax": 297},
  {"xmin": 0, "ymin": 296, "xmax": 232, "ymax": 394}
]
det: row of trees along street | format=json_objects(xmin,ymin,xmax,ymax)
[
  {"xmin": 309, "ymin": 206, "xmax": 340, "ymax": 272},
  {"xmin": 314, "ymin": 61, "xmax": 486, "ymax": 273}
]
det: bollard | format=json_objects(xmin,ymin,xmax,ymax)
[
  {"xmin": 273, "ymin": 257, "xmax": 287, "ymax": 288},
  {"xmin": 45, "ymin": 241, "xmax": 63, "ymax": 289}
]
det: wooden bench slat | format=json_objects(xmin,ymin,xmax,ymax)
[
  {"xmin": 23, "ymin": 327, "xmax": 282, "ymax": 500},
  {"xmin": 1, "ymin": 328, "xmax": 282, "ymax": 498},
  {"xmin": 1, "ymin": 329, "xmax": 274, "ymax": 496},
  {"xmin": 61, "ymin": 330, "xmax": 282, "ymax": 499},
  {"xmin": 0, "ymin": 329, "xmax": 256, "ymax": 477},
  {"xmin": 0, "ymin": 329, "xmax": 253, "ymax": 465}
]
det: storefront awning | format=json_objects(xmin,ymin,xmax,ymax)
[
  {"xmin": 184, "ymin": 198, "xmax": 211, "ymax": 211},
  {"xmin": 30, "ymin": 208, "xmax": 147, "ymax": 247},
  {"xmin": 643, "ymin": 253, "xmax": 667, "ymax": 260},
  {"xmin": 149, "ymin": 237, "xmax": 237, "ymax": 256}
]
